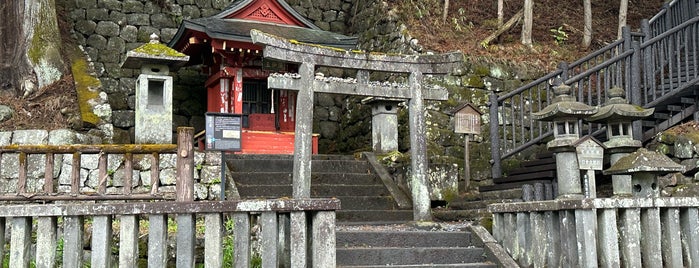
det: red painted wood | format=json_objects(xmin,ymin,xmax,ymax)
[
  {"xmin": 278, "ymin": 90, "xmax": 296, "ymax": 132},
  {"xmin": 239, "ymin": 131, "xmax": 318, "ymax": 154},
  {"xmin": 248, "ymin": 114, "xmax": 276, "ymax": 131},
  {"xmin": 224, "ymin": 0, "xmax": 305, "ymax": 26}
]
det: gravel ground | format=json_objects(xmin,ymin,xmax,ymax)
[{"xmin": 336, "ymin": 221, "xmax": 474, "ymax": 232}]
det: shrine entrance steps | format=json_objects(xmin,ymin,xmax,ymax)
[
  {"xmin": 225, "ymin": 154, "xmax": 413, "ymax": 223},
  {"xmin": 336, "ymin": 227, "xmax": 496, "ymax": 267}
]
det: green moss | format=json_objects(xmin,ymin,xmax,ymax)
[
  {"xmin": 463, "ymin": 75, "xmax": 485, "ymax": 88},
  {"xmin": 28, "ymin": 1, "xmax": 62, "ymax": 65},
  {"xmin": 441, "ymin": 188, "xmax": 458, "ymax": 204},
  {"xmin": 71, "ymin": 58, "xmax": 101, "ymax": 125},
  {"xmin": 473, "ymin": 65, "xmax": 490, "ymax": 76},
  {"xmin": 133, "ymin": 42, "xmax": 187, "ymax": 57}
]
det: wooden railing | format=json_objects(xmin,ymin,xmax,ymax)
[
  {"xmin": 489, "ymin": 185, "xmax": 699, "ymax": 267},
  {"xmin": 489, "ymin": 0, "xmax": 699, "ymax": 178},
  {"xmin": 0, "ymin": 198, "xmax": 339, "ymax": 267},
  {"xmin": 0, "ymin": 127, "xmax": 339, "ymax": 267}
]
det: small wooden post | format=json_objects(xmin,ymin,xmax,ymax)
[
  {"xmin": 451, "ymin": 103, "xmax": 482, "ymax": 192},
  {"xmin": 464, "ymin": 134, "xmax": 470, "ymax": 190},
  {"xmin": 124, "ymin": 153, "xmax": 133, "ymax": 195},
  {"xmin": 176, "ymin": 127, "xmax": 195, "ymax": 201},
  {"xmin": 17, "ymin": 152, "xmax": 27, "ymax": 194},
  {"xmin": 44, "ymin": 153, "xmax": 54, "ymax": 193},
  {"xmin": 71, "ymin": 152, "xmax": 80, "ymax": 195},
  {"xmin": 175, "ymin": 127, "xmax": 195, "ymax": 267}
]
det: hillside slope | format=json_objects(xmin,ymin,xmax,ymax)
[{"xmin": 393, "ymin": 0, "xmax": 665, "ymax": 69}]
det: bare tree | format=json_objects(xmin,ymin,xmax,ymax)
[
  {"xmin": 443, "ymin": 0, "xmax": 450, "ymax": 23},
  {"xmin": 583, "ymin": 0, "xmax": 592, "ymax": 48},
  {"xmin": 498, "ymin": 0, "xmax": 504, "ymax": 27},
  {"xmin": 522, "ymin": 0, "xmax": 533, "ymax": 46},
  {"xmin": 618, "ymin": 0, "xmax": 628, "ymax": 39},
  {"xmin": 0, "ymin": 0, "xmax": 65, "ymax": 97}
]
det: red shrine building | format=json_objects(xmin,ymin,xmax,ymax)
[{"xmin": 168, "ymin": 0, "xmax": 357, "ymax": 154}]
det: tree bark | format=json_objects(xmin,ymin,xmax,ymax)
[
  {"xmin": 583, "ymin": 0, "xmax": 592, "ymax": 48},
  {"xmin": 522, "ymin": 0, "xmax": 533, "ymax": 47},
  {"xmin": 482, "ymin": 9, "xmax": 524, "ymax": 47},
  {"xmin": 498, "ymin": 0, "xmax": 504, "ymax": 27},
  {"xmin": 0, "ymin": 1, "xmax": 31, "ymax": 95},
  {"xmin": 618, "ymin": 0, "xmax": 628, "ymax": 39},
  {"xmin": 442, "ymin": 0, "xmax": 450, "ymax": 23},
  {"xmin": 0, "ymin": 0, "xmax": 65, "ymax": 97}
]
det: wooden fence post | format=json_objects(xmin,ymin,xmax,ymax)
[
  {"xmin": 176, "ymin": 127, "xmax": 194, "ymax": 202},
  {"xmin": 175, "ymin": 127, "xmax": 195, "ymax": 267}
]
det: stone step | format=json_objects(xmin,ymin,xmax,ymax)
[
  {"xmin": 236, "ymin": 185, "xmax": 389, "ymax": 197},
  {"xmin": 230, "ymin": 172, "xmax": 381, "ymax": 185},
  {"xmin": 336, "ymin": 247, "xmax": 488, "ymax": 266},
  {"xmin": 337, "ymin": 230, "xmax": 474, "ymax": 248},
  {"xmin": 336, "ymin": 210, "xmax": 413, "ymax": 223},
  {"xmin": 227, "ymin": 159, "xmax": 372, "ymax": 173},
  {"xmin": 432, "ymin": 209, "xmax": 491, "ymax": 222}
]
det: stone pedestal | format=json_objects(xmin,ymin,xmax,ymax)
[
  {"xmin": 135, "ymin": 68, "xmax": 173, "ymax": 144},
  {"xmin": 365, "ymin": 98, "xmax": 401, "ymax": 153},
  {"xmin": 555, "ymin": 151, "xmax": 583, "ymax": 199},
  {"xmin": 609, "ymin": 153, "xmax": 633, "ymax": 196}
]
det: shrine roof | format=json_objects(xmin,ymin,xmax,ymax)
[
  {"xmin": 172, "ymin": 18, "xmax": 358, "ymax": 49},
  {"xmin": 168, "ymin": 0, "xmax": 358, "ymax": 51}
]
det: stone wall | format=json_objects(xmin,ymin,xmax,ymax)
[
  {"xmin": 52, "ymin": 0, "xmax": 548, "ymax": 195},
  {"xmin": 648, "ymin": 122, "xmax": 699, "ymax": 197},
  {"xmin": 0, "ymin": 129, "xmax": 224, "ymax": 199}
]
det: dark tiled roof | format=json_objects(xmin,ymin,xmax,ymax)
[{"xmin": 174, "ymin": 17, "xmax": 357, "ymax": 49}]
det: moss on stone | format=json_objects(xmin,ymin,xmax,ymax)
[
  {"xmin": 28, "ymin": 1, "xmax": 62, "ymax": 65},
  {"xmin": 71, "ymin": 58, "xmax": 101, "ymax": 125},
  {"xmin": 132, "ymin": 42, "xmax": 187, "ymax": 57}
]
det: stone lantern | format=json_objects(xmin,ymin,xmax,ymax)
[
  {"xmin": 586, "ymin": 86, "xmax": 654, "ymax": 196},
  {"xmin": 532, "ymin": 82, "xmax": 598, "ymax": 199},
  {"xmin": 122, "ymin": 34, "xmax": 189, "ymax": 144},
  {"xmin": 361, "ymin": 97, "xmax": 403, "ymax": 153},
  {"xmin": 604, "ymin": 148, "xmax": 684, "ymax": 197}
]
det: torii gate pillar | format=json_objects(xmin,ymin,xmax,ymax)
[{"xmin": 252, "ymin": 30, "xmax": 462, "ymax": 223}]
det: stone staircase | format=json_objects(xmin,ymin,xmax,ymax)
[
  {"xmin": 225, "ymin": 154, "xmax": 413, "ymax": 223},
  {"xmin": 336, "ymin": 225, "xmax": 496, "ymax": 267}
]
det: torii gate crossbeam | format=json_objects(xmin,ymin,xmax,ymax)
[{"xmin": 251, "ymin": 29, "xmax": 463, "ymax": 221}]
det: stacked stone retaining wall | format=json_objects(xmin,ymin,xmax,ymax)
[{"xmin": 0, "ymin": 129, "xmax": 224, "ymax": 199}]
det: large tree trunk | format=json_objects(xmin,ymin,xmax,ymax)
[
  {"xmin": 583, "ymin": 0, "xmax": 592, "ymax": 48},
  {"xmin": 0, "ymin": 0, "xmax": 65, "ymax": 97},
  {"xmin": 522, "ymin": 0, "xmax": 533, "ymax": 47}
]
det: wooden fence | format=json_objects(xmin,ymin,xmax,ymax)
[
  {"xmin": 0, "ymin": 127, "xmax": 339, "ymax": 267},
  {"xmin": 489, "ymin": 184, "xmax": 699, "ymax": 267}
]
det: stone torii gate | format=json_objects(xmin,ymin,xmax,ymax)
[{"xmin": 251, "ymin": 30, "xmax": 463, "ymax": 223}]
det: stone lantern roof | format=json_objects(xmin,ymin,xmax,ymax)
[
  {"xmin": 586, "ymin": 86, "xmax": 654, "ymax": 123},
  {"xmin": 532, "ymin": 83, "xmax": 598, "ymax": 121},
  {"xmin": 122, "ymin": 34, "xmax": 190, "ymax": 71},
  {"xmin": 603, "ymin": 148, "xmax": 685, "ymax": 175}
]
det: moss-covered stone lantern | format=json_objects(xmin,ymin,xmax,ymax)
[
  {"xmin": 587, "ymin": 86, "xmax": 654, "ymax": 196},
  {"xmin": 122, "ymin": 34, "xmax": 189, "ymax": 144},
  {"xmin": 604, "ymin": 148, "xmax": 684, "ymax": 197},
  {"xmin": 532, "ymin": 82, "xmax": 598, "ymax": 199}
]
